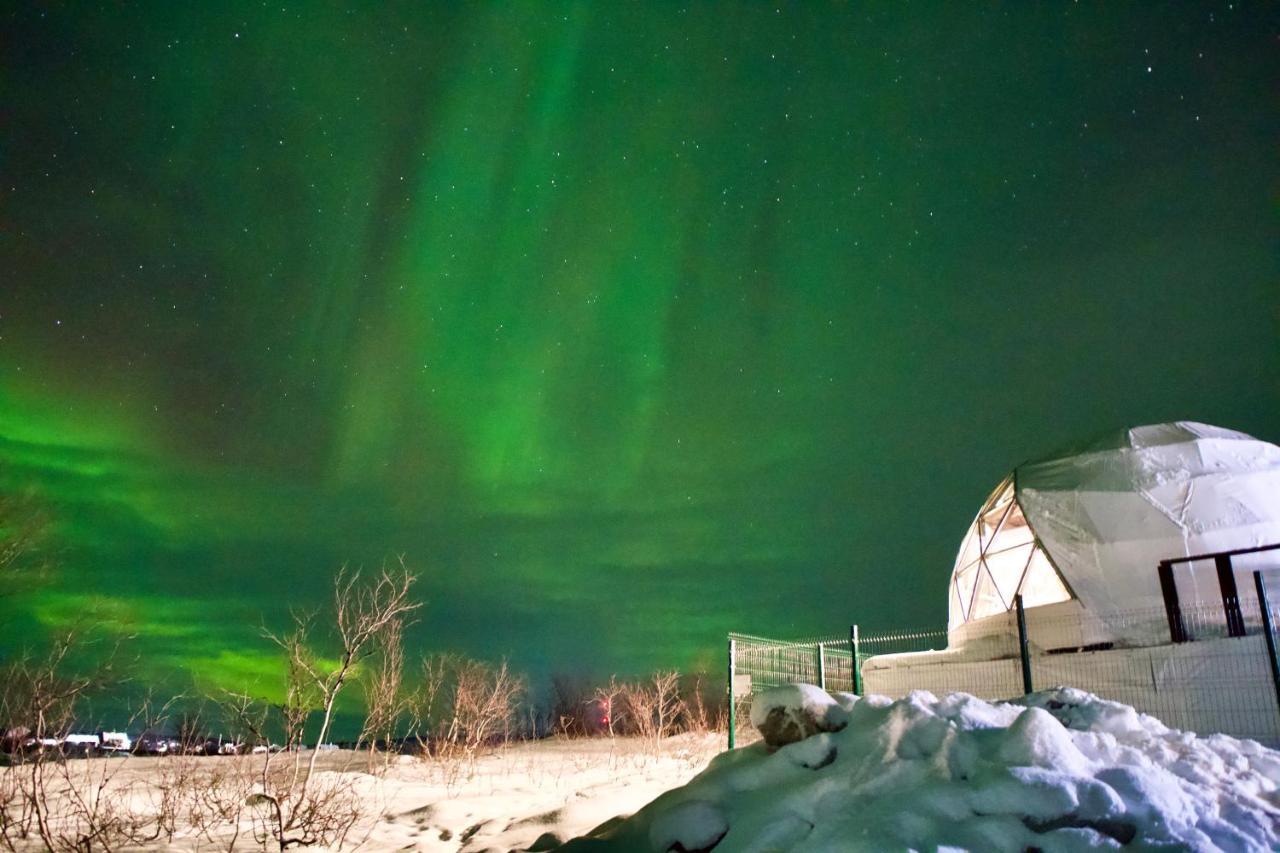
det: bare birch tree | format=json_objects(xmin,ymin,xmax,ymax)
[{"xmin": 260, "ymin": 560, "xmax": 419, "ymax": 848}]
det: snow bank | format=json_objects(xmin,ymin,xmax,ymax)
[{"xmin": 560, "ymin": 687, "xmax": 1280, "ymax": 851}]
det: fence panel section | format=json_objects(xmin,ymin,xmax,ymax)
[{"xmin": 730, "ymin": 596, "xmax": 1280, "ymax": 747}]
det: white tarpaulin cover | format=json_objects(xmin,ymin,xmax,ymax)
[{"xmin": 948, "ymin": 422, "xmax": 1280, "ymax": 643}]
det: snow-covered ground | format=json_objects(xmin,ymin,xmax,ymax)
[
  {"xmin": 0, "ymin": 732, "xmax": 724, "ymax": 851},
  {"xmin": 562, "ymin": 686, "xmax": 1280, "ymax": 852},
  {"xmin": 362, "ymin": 733, "xmax": 723, "ymax": 850},
  {"xmin": 10, "ymin": 688, "xmax": 1280, "ymax": 850}
]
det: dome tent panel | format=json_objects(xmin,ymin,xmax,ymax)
[
  {"xmin": 1018, "ymin": 548, "xmax": 1071, "ymax": 608},
  {"xmin": 984, "ymin": 543, "xmax": 1034, "ymax": 605},
  {"xmin": 951, "ymin": 565, "xmax": 979, "ymax": 629},
  {"xmin": 1172, "ymin": 474, "xmax": 1271, "ymax": 533},
  {"xmin": 955, "ymin": 525, "xmax": 982, "ymax": 574},
  {"xmin": 991, "ymin": 498, "xmax": 1036, "ymax": 549},
  {"xmin": 978, "ymin": 491, "xmax": 1015, "ymax": 549},
  {"xmin": 1171, "ymin": 560, "xmax": 1224, "ymax": 608},
  {"xmin": 1068, "ymin": 491, "xmax": 1182, "ymax": 542},
  {"xmin": 967, "ymin": 564, "xmax": 1005, "ymax": 622}
]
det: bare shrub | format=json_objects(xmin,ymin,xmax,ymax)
[
  {"xmin": 411, "ymin": 654, "xmax": 526, "ymax": 771},
  {"xmin": 254, "ymin": 771, "xmax": 363, "ymax": 848},
  {"xmin": 450, "ymin": 658, "xmax": 524, "ymax": 758},
  {"xmin": 140, "ymin": 701, "xmax": 240, "ymax": 847},
  {"xmin": 149, "ymin": 754, "xmax": 204, "ymax": 845},
  {"xmin": 152, "ymin": 745, "xmax": 255, "ymax": 850},
  {"xmin": 621, "ymin": 671, "xmax": 684, "ymax": 754},
  {"xmin": 0, "ymin": 631, "xmax": 151, "ymax": 852},
  {"xmin": 678, "ymin": 671, "xmax": 727, "ymax": 734},
  {"xmin": 212, "ymin": 688, "xmax": 367, "ymax": 850}
]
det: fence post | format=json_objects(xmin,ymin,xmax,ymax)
[
  {"xmin": 816, "ymin": 642, "xmax": 826, "ymax": 691},
  {"xmin": 727, "ymin": 636, "xmax": 737, "ymax": 750},
  {"xmin": 850, "ymin": 624, "xmax": 862, "ymax": 696},
  {"xmin": 1015, "ymin": 594, "xmax": 1033, "ymax": 695},
  {"xmin": 1158, "ymin": 560, "xmax": 1189, "ymax": 642},
  {"xmin": 1217, "ymin": 555, "xmax": 1246, "ymax": 637},
  {"xmin": 1253, "ymin": 572, "xmax": 1280, "ymax": 723}
]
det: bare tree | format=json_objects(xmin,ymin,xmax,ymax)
[
  {"xmin": 357, "ymin": 614, "xmax": 409, "ymax": 770},
  {"xmin": 447, "ymin": 658, "xmax": 525, "ymax": 762},
  {"xmin": 593, "ymin": 675, "xmax": 626, "ymax": 737},
  {"xmin": 410, "ymin": 654, "xmax": 526, "ymax": 771},
  {"xmin": 219, "ymin": 690, "xmax": 270, "ymax": 754},
  {"xmin": 652, "ymin": 671, "xmax": 682, "ymax": 741},
  {"xmin": 0, "ymin": 635, "xmax": 93, "ymax": 847},
  {"xmin": 129, "ymin": 688, "xmax": 184, "ymax": 752},
  {"xmin": 172, "ymin": 703, "xmax": 211, "ymax": 755},
  {"xmin": 260, "ymin": 560, "xmax": 419, "ymax": 848},
  {"xmin": 408, "ymin": 651, "xmax": 454, "ymax": 755},
  {"xmin": 621, "ymin": 671, "xmax": 684, "ymax": 754},
  {"xmin": 278, "ymin": 624, "xmax": 322, "ymax": 756}
]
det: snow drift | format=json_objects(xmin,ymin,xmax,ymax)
[{"xmin": 560, "ymin": 686, "xmax": 1280, "ymax": 852}]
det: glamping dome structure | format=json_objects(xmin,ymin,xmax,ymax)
[
  {"xmin": 859, "ymin": 422, "xmax": 1280, "ymax": 743},
  {"xmin": 946, "ymin": 422, "xmax": 1280, "ymax": 649}
]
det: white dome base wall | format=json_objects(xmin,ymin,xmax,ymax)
[
  {"xmin": 946, "ymin": 599, "xmax": 1117, "ymax": 653},
  {"xmin": 863, "ymin": 635, "xmax": 1280, "ymax": 746}
]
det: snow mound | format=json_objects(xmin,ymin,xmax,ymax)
[
  {"xmin": 561, "ymin": 687, "xmax": 1280, "ymax": 852},
  {"xmin": 748, "ymin": 683, "xmax": 848, "ymax": 748}
]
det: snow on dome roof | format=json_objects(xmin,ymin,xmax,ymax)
[
  {"xmin": 1044, "ymin": 421, "xmax": 1257, "ymax": 458},
  {"xmin": 948, "ymin": 422, "xmax": 1280, "ymax": 641}
]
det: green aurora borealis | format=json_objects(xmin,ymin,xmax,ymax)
[{"xmin": 2, "ymin": 3, "xmax": 1277, "ymax": 708}]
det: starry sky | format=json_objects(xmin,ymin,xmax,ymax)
[{"xmin": 2, "ymin": 2, "xmax": 1276, "ymax": 710}]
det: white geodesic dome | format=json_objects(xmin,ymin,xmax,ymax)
[{"xmin": 947, "ymin": 422, "xmax": 1280, "ymax": 645}]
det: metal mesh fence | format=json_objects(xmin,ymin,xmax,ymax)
[
  {"xmin": 730, "ymin": 592, "xmax": 1280, "ymax": 747},
  {"xmin": 728, "ymin": 633, "xmax": 856, "ymax": 695}
]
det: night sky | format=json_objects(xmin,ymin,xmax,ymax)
[{"xmin": 2, "ymin": 3, "xmax": 1276, "ymax": 706}]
